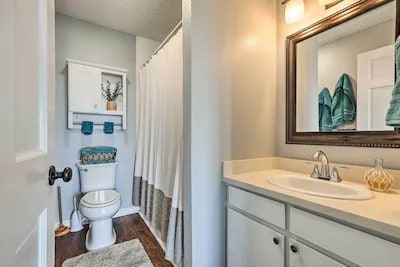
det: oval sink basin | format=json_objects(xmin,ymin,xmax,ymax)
[{"xmin": 266, "ymin": 174, "xmax": 374, "ymax": 200}]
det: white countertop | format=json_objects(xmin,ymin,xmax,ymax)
[{"xmin": 224, "ymin": 168, "xmax": 400, "ymax": 243}]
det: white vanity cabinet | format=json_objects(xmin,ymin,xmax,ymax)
[
  {"xmin": 290, "ymin": 207, "xmax": 400, "ymax": 267},
  {"xmin": 227, "ymin": 187, "xmax": 285, "ymax": 267},
  {"xmin": 228, "ymin": 186, "xmax": 285, "ymax": 228},
  {"xmin": 227, "ymin": 208, "xmax": 284, "ymax": 267},
  {"xmin": 226, "ymin": 185, "xmax": 400, "ymax": 267}
]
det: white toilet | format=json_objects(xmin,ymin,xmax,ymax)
[{"xmin": 77, "ymin": 162, "xmax": 121, "ymax": 251}]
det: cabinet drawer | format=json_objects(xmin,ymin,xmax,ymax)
[
  {"xmin": 290, "ymin": 207, "xmax": 400, "ymax": 267},
  {"xmin": 228, "ymin": 186, "xmax": 285, "ymax": 228},
  {"xmin": 289, "ymin": 239, "xmax": 345, "ymax": 267}
]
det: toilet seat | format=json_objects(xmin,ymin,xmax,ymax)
[{"xmin": 81, "ymin": 189, "xmax": 120, "ymax": 208}]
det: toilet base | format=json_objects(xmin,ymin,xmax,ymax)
[{"xmin": 85, "ymin": 218, "xmax": 116, "ymax": 251}]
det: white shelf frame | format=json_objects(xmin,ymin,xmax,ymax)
[{"xmin": 66, "ymin": 58, "xmax": 127, "ymax": 130}]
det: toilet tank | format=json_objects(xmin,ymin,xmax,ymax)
[{"xmin": 77, "ymin": 162, "xmax": 118, "ymax": 193}]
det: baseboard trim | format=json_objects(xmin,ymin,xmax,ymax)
[
  {"xmin": 54, "ymin": 206, "xmax": 140, "ymax": 230},
  {"xmin": 138, "ymin": 213, "xmax": 178, "ymax": 267},
  {"xmin": 138, "ymin": 213, "xmax": 166, "ymax": 251},
  {"xmin": 113, "ymin": 206, "xmax": 140, "ymax": 218}
]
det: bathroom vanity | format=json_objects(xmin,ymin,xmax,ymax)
[{"xmin": 223, "ymin": 158, "xmax": 400, "ymax": 267}]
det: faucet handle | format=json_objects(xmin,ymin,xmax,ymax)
[
  {"xmin": 311, "ymin": 163, "xmax": 320, "ymax": 178},
  {"xmin": 330, "ymin": 166, "xmax": 342, "ymax": 183}
]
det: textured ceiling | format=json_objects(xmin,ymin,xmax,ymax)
[{"xmin": 55, "ymin": 0, "xmax": 182, "ymax": 41}]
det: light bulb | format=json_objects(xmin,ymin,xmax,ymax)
[{"xmin": 285, "ymin": 0, "xmax": 305, "ymax": 24}]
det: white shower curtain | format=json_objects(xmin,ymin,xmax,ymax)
[{"xmin": 133, "ymin": 28, "xmax": 183, "ymax": 266}]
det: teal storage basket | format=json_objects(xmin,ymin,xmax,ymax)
[{"xmin": 80, "ymin": 146, "xmax": 117, "ymax": 165}]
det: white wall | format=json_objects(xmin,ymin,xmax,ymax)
[
  {"xmin": 276, "ymin": 0, "xmax": 400, "ymax": 168},
  {"xmin": 54, "ymin": 13, "xmax": 138, "ymax": 223},
  {"xmin": 184, "ymin": 0, "xmax": 277, "ymax": 265},
  {"xmin": 135, "ymin": 36, "xmax": 160, "ymax": 70}
]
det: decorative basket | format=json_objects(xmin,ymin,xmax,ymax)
[
  {"xmin": 364, "ymin": 158, "xmax": 394, "ymax": 192},
  {"xmin": 80, "ymin": 146, "xmax": 117, "ymax": 165}
]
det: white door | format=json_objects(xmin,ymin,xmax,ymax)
[
  {"xmin": 357, "ymin": 45, "xmax": 395, "ymax": 131},
  {"xmin": 0, "ymin": 0, "xmax": 56, "ymax": 266},
  {"xmin": 227, "ymin": 208, "xmax": 285, "ymax": 267}
]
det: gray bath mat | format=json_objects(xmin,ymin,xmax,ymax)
[{"xmin": 62, "ymin": 239, "xmax": 153, "ymax": 267}]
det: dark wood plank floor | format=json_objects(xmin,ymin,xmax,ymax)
[{"xmin": 55, "ymin": 214, "xmax": 173, "ymax": 267}]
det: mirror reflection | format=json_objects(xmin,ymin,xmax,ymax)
[{"xmin": 296, "ymin": 1, "xmax": 396, "ymax": 132}]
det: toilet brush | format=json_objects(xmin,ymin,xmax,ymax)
[
  {"xmin": 70, "ymin": 195, "xmax": 83, "ymax": 232},
  {"xmin": 55, "ymin": 186, "xmax": 70, "ymax": 237}
]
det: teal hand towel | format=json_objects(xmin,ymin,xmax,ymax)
[
  {"xmin": 104, "ymin": 122, "xmax": 114, "ymax": 134},
  {"xmin": 331, "ymin": 74, "xmax": 356, "ymax": 127},
  {"xmin": 319, "ymin": 87, "xmax": 333, "ymax": 132},
  {"xmin": 81, "ymin": 121, "xmax": 93, "ymax": 135},
  {"xmin": 386, "ymin": 37, "xmax": 400, "ymax": 126}
]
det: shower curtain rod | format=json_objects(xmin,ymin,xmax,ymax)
[{"xmin": 140, "ymin": 20, "xmax": 182, "ymax": 69}]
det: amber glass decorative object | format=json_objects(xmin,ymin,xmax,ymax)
[{"xmin": 364, "ymin": 158, "xmax": 394, "ymax": 192}]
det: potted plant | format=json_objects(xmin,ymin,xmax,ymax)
[{"xmin": 101, "ymin": 80, "xmax": 123, "ymax": 111}]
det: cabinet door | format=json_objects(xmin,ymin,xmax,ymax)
[
  {"xmin": 227, "ymin": 208, "xmax": 284, "ymax": 267},
  {"xmin": 68, "ymin": 63, "xmax": 101, "ymax": 112},
  {"xmin": 289, "ymin": 239, "xmax": 345, "ymax": 267}
]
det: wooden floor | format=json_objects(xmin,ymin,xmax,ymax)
[{"xmin": 55, "ymin": 214, "xmax": 173, "ymax": 267}]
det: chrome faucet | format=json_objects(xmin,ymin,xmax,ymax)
[
  {"xmin": 311, "ymin": 151, "xmax": 342, "ymax": 182},
  {"xmin": 312, "ymin": 151, "xmax": 330, "ymax": 179}
]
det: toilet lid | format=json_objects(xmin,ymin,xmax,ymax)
[{"xmin": 82, "ymin": 189, "xmax": 120, "ymax": 206}]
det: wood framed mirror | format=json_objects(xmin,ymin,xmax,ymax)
[{"xmin": 286, "ymin": 0, "xmax": 400, "ymax": 148}]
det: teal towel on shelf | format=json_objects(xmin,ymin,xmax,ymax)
[
  {"xmin": 319, "ymin": 87, "xmax": 333, "ymax": 132},
  {"xmin": 386, "ymin": 37, "xmax": 400, "ymax": 126},
  {"xmin": 81, "ymin": 121, "xmax": 93, "ymax": 135},
  {"xmin": 80, "ymin": 146, "xmax": 117, "ymax": 165},
  {"xmin": 331, "ymin": 74, "xmax": 356, "ymax": 128},
  {"xmin": 104, "ymin": 122, "xmax": 114, "ymax": 134}
]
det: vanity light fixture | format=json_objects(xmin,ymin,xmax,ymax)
[
  {"xmin": 282, "ymin": 0, "xmax": 344, "ymax": 24},
  {"xmin": 318, "ymin": 0, "xmax": 344, "ymax": 9},
  {"xmin": 283, "ymin": 0, "xmax": 305, "ymax": 24},
  {"xmin": 318, "ymin": 0, "xmax": 337, "ymax": 5}
]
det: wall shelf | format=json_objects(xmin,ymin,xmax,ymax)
[
  {"xmin": 66, "ymin": 58, "xmax": 127, "ymax": 130},
  {"xmin": 70, "ymin": 110, "xmax": 125, "ymax": 116}
]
